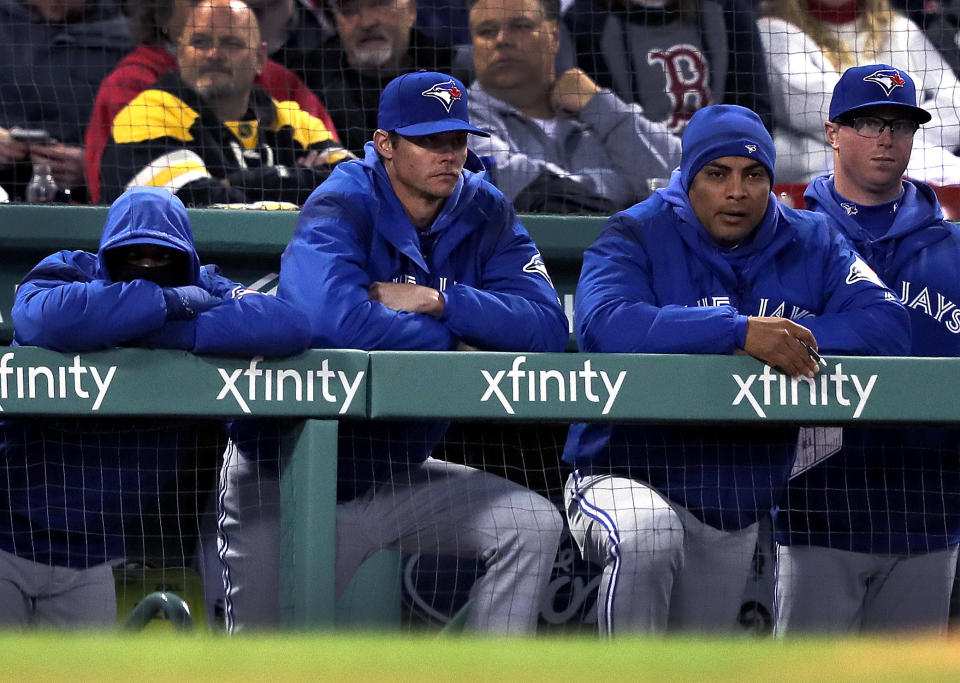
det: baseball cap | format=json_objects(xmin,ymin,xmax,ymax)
[
  {"xmin": 377, "ymin": 71, "xmax": 490, "ymax": 138},
  {"xmin": 680, "ymin": 104, "xmax": 776, "ymax": 190},
  {"xmin": 829, "ymin": 64, "xmax": 931, "ymax": 124}
]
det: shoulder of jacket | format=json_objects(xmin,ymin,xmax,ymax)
[{"xmin": 112, "ymin": 87, "xmax": 198, "ymax": 144}]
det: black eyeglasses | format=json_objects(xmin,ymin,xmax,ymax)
[{"xmin": 836, "ymin": 116, "xmax": 920, "ymax": 139}]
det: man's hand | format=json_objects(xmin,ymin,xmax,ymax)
[
  {"xmin": 743, "ymin": 316, "xmax": 821, "ymax": 379},
  {"xmin": 551, "ymin": 68, "xmax": 602, "ymax": 115},
  {"xmin": 30, "ymin": 141, "xmax": 85, "ymax": 188},
  {"xmin": 297, "ymin": 146, "xmax": 356, "ymax": 168},
  {"xmin": 162, "ymin": 286, "xmax": 222, "ymax": 320},
  {"xmin": 0, "ymin": 126, "xmax": 29, "ymax": 168},
  {"xmin": 369, "ymin": 282, "xmax": 444, "ymax": 318}
]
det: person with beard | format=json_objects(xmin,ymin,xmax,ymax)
[
  {"xmin": 563, "ymin": 0, "xmax": 772, "ymax": 134},
  {"xmin": 85, "ymin": 0, "xmax": 338, "ymax": 204},
  {"xmin": 298, "ymin": 0, "xmax": 463, "ymax": 156},
  {"xmin": 0, "ymin": 186, "xmax": 310, "ymax": 627},
  {"xmin": 100, "ymin": 0, "xmax": 352, "ymax": 206}
]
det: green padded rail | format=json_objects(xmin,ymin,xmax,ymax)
[{"xmin": 0, "ymin": 346, "xmax": 955, "ymax": 424}]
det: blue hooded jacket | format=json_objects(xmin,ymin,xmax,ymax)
[
  {"xmin": 775, "ymin": 176, "xmax": 960, "ymax": 553},
  {"xmin": 279, "ymin": 143, "xmax": 568, "ymax": 499},
  {"xmin": 563, "ymin": 171, "xmax": 910, "ymax": 530},
  {"xmin": 13, "ymin": 187, "xmax": 310, "ymax": 356},
  {"xmin": 1, "ymin": 187, "xmax": 311, "ymax": 568}
]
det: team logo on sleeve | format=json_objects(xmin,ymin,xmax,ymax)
[
  {"xmin": 422, "ymin": 81, "xmax": 463, "ymax": 112},
  {"xmin": 522, "ymin": 253, "xmax": 554, "ymax": 288},
  {"xmin": 231, "ymin": 286, "xmax": 262, "ymax": 300},
  {"xmin": 845, "ymin": 256, "xmax": 884, "ymax": 287},
  {"xmin": 863, "ymin": 69, "xmax": 906, "ymax": 96}
]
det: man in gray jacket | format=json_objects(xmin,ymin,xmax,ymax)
[{"xmin": 466, "ymin": 0, "xmax": 682, "ymax": 213}]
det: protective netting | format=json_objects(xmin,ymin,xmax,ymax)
[{"xmin": 2, "ymin": 1, "xmax": 959, "ymax": 210}]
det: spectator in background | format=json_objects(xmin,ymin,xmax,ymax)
[
  {"xmin": 86, "ymin": 0, "xmax": 339, "ymax": 204},
  {"xmin": 757, "ymin": 0, "xmax": 960, "ymax": 185},
  {"xmin": 776, "ymin": 64, "xmax": 960, "ymax": 635},
  {"xmin": 298, "ymin": 0, "xmax": 462, "ymax": 156},
  {"xmin": 0, "ymin": 0, "xmax": 132, "ymax": 202},
  {"xmin": 100, "ymin": 0, "xmax": 352, "ymax": 206},
  {"xmin": 466, "ymin": 0, "xmax": 681, "ymax": 214},
  {"xmin": 563, "ymin": 104, "xmax": 909, "ymax": 635},
  {"xmin": 0, "ymin": 186, "xmax": 310, "ymax": 628},
  {"xmin": 563, "ymin": 0, "xmax": 773, "ymax": 133}
]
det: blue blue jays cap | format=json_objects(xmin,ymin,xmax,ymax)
[
  {"xmin": 680, "ymin": 104, "xmax": 776, "ymax": 189},
  {"xmin": 377, "ymin": 71, "xmax": 490, "ymax": 138},
  {"xmin": 829, "ymin": 64, "xmax": 931, "ymax": 124}
]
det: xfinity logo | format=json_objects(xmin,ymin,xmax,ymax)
[
  {"xmin": 0, "ymin": 351, "xmax": 117, "ymax": 411},
  {"xmin": 732, "ymin": 362, "xmax": 877, "ymax": 418},
  {"xmin": 217, "ymin": 357, "xmax": 364, "ymax": 414},
  {"xmin": 481, "ymin": 356, "xmax": 626, "ymax": 415}
]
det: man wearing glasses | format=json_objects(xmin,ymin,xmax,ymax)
[{"xmin": 775, "ymin": 64, "xmax": 960, "ymax": 635}]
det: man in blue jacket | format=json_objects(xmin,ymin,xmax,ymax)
[
  {"xmin": 563, "ymin": 104, "xmax": 910, "ymax": 635},
  {"xmin": 0, "ymin": 186, "xmax": 310, "ymax": 627},
  {"xmin": 218, "ymin": 71, "xmax": 568, "ymax": 633},
  {"xmin": 776, "ymin": 65, "xmax": 960, "ymax": 635}
]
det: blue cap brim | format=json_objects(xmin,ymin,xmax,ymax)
[
  {"xmin": 834, "ymin": 101, "xmax": 932, "ymax": 124},
  {"xmin": 393, "ymin": 119, "xmax": 490, "ymax": 138}
]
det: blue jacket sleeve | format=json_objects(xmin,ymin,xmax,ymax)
[
  {"xmin": 441, "ymin": 213, "xmax": 568, "ymax": 352},
  {"xmin": 798, "ymin": 231, "xmax": 911, "ymax": 356},
  {"xmin": 12, "ymin": 251, "xmax": 169, "ymax": 352},
  {"xmin": 135, "ymin": 270, "xmax": 312, "ymax": 357},
  {"xmin": 575, "ymin": 216, "xmax": 747, "ymax": 353},
  {"xmin": 278, "ymin": 194, "xmax": 456, "ymax": 351}
]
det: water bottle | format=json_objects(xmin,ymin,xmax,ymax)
[{"xmin": 25, "ymin": 162, "xmax": 58, "ymax": 204}]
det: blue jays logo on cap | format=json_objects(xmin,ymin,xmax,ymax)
[
  {"xmin": 377, "ymin": 71, "xmax": 490, "ymax": 138},
  {"xmin": 829, "ymin": 63, "xmax": 931, "ymax": 124},
  {"xmin": 422, "ymin": 80, "xmax": 463, "ymax": 113},
  {"xmin": 863, "ymin": 69, "xmax": 907, "ymax": 96}
]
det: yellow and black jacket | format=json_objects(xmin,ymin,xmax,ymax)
[{"xmin": 100, "ymin": 71, "xmax": 351, "ymax": 206}]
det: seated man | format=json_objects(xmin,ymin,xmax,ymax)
[
  {"xmin": 299, "ymin": 0, "xmax": 461, "ymax": 156},
  {"xmin": 776, "ymin": 64, "xmax": 960, "ymax": 635},
  {"xmin": 100, "ymin": 0, "xmax": 352, "ymax": 206},
  {"xmin": 563, "ymin": 104, "xmax": 910, "ymax": 635},
  {"xmin": 466, "ymin": 0, "xmax": 682, "ymax": 214},
  {"xmin": 219, "ymin": 71, "xmax": 567, "ymax": 633},
  {"xmin": 86, "ymin": 0, "xmax": 339, "ymax": 205},
  {"xmin": 0, "ymin": 186, "xmax": 310, "ymax": 627}
]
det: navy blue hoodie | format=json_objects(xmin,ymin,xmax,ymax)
[
  {"xmin": 776, "ymin": 176, "xmax": 960, "ymax": 553},
  {"xmin": 1, "ymin": 187, "xmax": 310, "ymax": 567},
  {"xmin": 564, "ymin": 171, "xmax": 910, "ymax": 530}
]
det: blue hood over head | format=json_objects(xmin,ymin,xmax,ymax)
[{"xmin": 97, "ymin": 187, "xmax": 200, "ymax": 284}]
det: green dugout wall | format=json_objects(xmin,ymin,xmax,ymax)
[
  {"xmin": 0, "ymin": 346, "xmax": 957, "ymax": 625},
  {"xmin": 0, "ymin": 205, "xmax": 605, "ymax": 345}
]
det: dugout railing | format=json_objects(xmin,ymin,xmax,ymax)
[{"xmin": 1, "ymin": 345, "xmax": 957, "ymax": 627}]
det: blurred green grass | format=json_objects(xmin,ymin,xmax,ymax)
[{"xmin": 3, "ymin": 631, "xmax": 959, "ymax": 681}]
